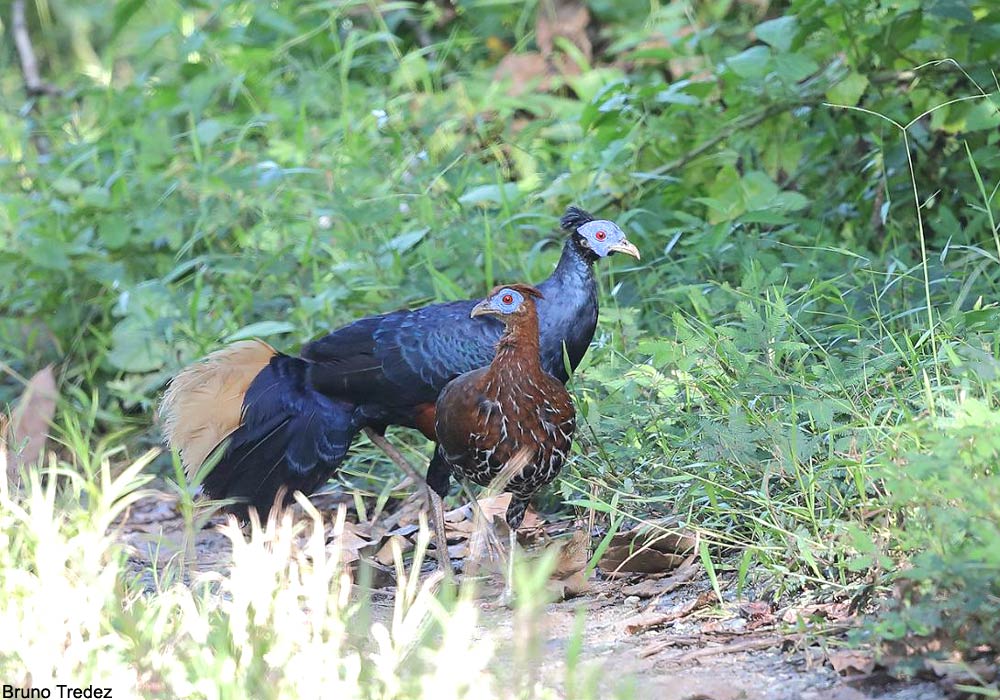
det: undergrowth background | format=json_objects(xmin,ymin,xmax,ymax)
[{"xmin": 1, "ymin": 0, "xmax": 999, "ymax": 695}]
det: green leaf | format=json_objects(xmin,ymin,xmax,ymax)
[
  {"xmin": 725, "ymin": 46, "xmax": 771, "ymax": 79},
  {"xmin": 826, "ymin": 72, "xmax": 869, "ymax": 106},
  {"xmin": 699, "ymin": 541, "xmax": 723, "ymax": 602},
  {"xmin": 252, "ymin": 7, "xmax": 300, "ymax": 36},
  {"xmin": 385, "ymin": 227, "xmax": 429, "ymax": 254},
  {"xmin": 100, "ymin": 219, "xmax": 131, "ymax": 250},
  {"xmin": 111, "ymin": 0, "xmax": 148, "ymax": 41},
  {"xmin": 740, "ymin": 171, "xmax": 781, "ymax": 211},
  {"xmin": 195, "ymin": 119, "xmax": 225, "ymax": 146},
  {"xmin": 926, "ymin": 0, "xmax": 973, "ymax": 22},
  {"xmin": 458, "ymin": 183, "xmax": 520, "ymax": 206},
  {"xmin": 655, "ymin": 80, "xmax": 701, "ymax": 106},
  {"xmin": 108, "ymin": 319, "xmax": 168, "ymax": 373},
  {"xmin": 755, "ymin": 16, "xmax": 798, "ymax": 52},
  {"xmin": 770, "ymin": 191, "xmax": 810, "ymax": 211},
  {"xmin": 964, "ymin": 99, "xmax": 1000, "ymax": 132},
  {"xmin": 81, "ymin": 187, "xmax": 111, "ymax": 209},
  {"xmin": 52, "ymin": 177, "xmax": 82, "ymax": 197},
  {"xmin": 772, "ymin": 53, "xmax": 819, "ymax": 82},
  {"xmin": 225, "ymin": 321, "xmax": 297, "ymax": 343},
  {"xmin": 885, "ymin": 10, "xmax": 923, "ymax": 50},
  {"xmin": 24, "ymin": 239, "xmax": 70, "ymax": 271}
]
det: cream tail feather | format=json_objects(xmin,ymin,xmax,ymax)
[{"xmin": 159, "ymin": 339, "xmax": 276, "ymax": 478}]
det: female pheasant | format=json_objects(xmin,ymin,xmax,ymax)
[{"xmin": 434, "ymin": 284, "xmax": 576, "ymax": 538}]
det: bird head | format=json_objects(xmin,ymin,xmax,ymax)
[
  {"xmin": 561, "ymin": 206, "xmax": 640, "ymax": 260},
  {"xmin": 470, "ymin": 284, "xmax": 544, "ymax": 321}
]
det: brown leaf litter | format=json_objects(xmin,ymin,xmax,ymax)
[
  {"xmin": 4, "ymin": 365, "xmax": 58, "ymax": 486},
  {"xmin": 599, "ymin": 517, "xmax": 697, "ymax": 576},
  {"xmin": 493, "ymin": 0, "xmax": 591, "ymax": 96}
]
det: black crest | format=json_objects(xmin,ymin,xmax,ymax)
[{"xmin": 560, "ymin": 206, "xmax": 596, "ymax": 232}]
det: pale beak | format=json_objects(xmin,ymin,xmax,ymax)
[
  {"xmin": 470, "ymin": 300, "xmax": 494, "ymax": 318},
  {"xmin": 608, "ymin": 239, "xmax": 641, "ymax": 260}
]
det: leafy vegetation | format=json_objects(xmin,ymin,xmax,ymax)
[{"xmin": 3, "ymin": 0, "xmax": 1000, "ymax": 695}]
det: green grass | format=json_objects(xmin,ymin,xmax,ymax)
[{"xmin": 3, "ymin": 0, "xmax": 1000, "ymax": 695}]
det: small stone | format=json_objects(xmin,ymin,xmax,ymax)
[{"xmin": 625, "ymin": 595, "xmax": 641, "ymax": 607}]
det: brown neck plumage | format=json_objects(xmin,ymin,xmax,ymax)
[{"xmin": 491, "ymin": 301, "xmax": 543, "ymax": 371}]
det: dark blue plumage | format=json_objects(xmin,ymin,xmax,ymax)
[
  {"xmin": 168, "ymin": 207, "xmax": 638, "ymax": 515},
  {"xmin": 201, "ymin": 355, "xmax": 360, "ymax": 516}
]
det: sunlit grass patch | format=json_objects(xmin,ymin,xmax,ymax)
[{"xmin": 0, "ymin": 444, "xmax": 530, "ymax": 699}]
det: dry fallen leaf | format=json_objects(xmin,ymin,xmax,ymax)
[
  {"xmin": 924, "ymin": 657, "xmax": 997, "ymax": 686},
  {"xmin": 372, "ymin": 490, "xmax": 426, "ymax": 535},
  {"xmin": 492, "ymin": 51, "xmax": 581, "ymax": 97},
  {"xmin": 445, "ymin": 494, "xmax": 540, "ymax": 533},
  {"xmin": 6, "ymin": 366, "xmax": 58, "ymax": 483},
  {"xmin": 123, "ymin": 527, "xmax": 189, "ymax": 567},
  {"xmin": 781, "ymin": 600, "xmax": 853, "ymax": 625},
  {"xmin": 827, "ymin": 649, "xmax": 876, "ymax": 676},
  {"xmin": 623, "ymin": 610, "xmax": 677, "ymax": 636},
  {"xmin": 809, "ymin": 687, "xmax": 870, "ymax": 700},
  {"xmin": 327, "ymin": 520, "xmax": 374, "ymax": 565},
  {"xmin": 621, "ymin": 552, "xmax": 701, "ymax": 598},
  {"xmin": 374, "ymin": 534, "xmax": 413, "ymax": 566},
  {"xmin": 465, "ymin": 516, "xmax": 510, "ymax": 575},
  {"xmin": 739, "ymin": 599, "xmax": 777, "ymax": 630},
  {"xmin": 601, "ymin": 547, "xmax": 687, "ymax": 575},
  {"xmin": 547, "ymin": 530, "xmax": 592, "ymax": 599},
  {"xmin": 445, "ymin": 493, "xmax": 511, "ymax": 523},
  {"xmin": 493, "ymin": 53, "xmax": 551, "ymax": 97},
  {"xmin": 124, "ymin": 491, "xmax": 180, "ymax": 527},
  {"xmin": 535, "ymin": 0, "xmax": 591, "ymax": 61},
  {"xmin": 599, "ymin": 519, "xmax": 697, "ymax": 575}
]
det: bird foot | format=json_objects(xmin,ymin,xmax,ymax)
[
  {"xmin": 362, "ymin": 428, "xmax": 454, "ymax": 580},
  {"xmin": 465, "ymin": 515, "xmax": 519, "ymax": 608},
  {"xmin": 427, "ymin": 487, "xmax": 456, "ymax": 581}
]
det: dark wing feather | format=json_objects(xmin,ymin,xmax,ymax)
[
  {"xmin": 373, "ymin": 301, "xmax": 503, "ymax": 401},
  {"xmin": 297, "ymin": 301, "xmax": 502, "ymax": 407}
]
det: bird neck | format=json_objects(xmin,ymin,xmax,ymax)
[
  {"xmin": 491, "ymin": 307, "xmax": 543, "ymax": 372},
  {"xmin": 553, "ymin": 236, "xmax": 598, "ymax": 282},
  {"xmin": 536, "ymin": 235, "xmax": 598, "ymax": 314}
]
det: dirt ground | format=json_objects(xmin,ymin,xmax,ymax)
[
  {"xmin": 472, "ymin": 588, "xmax": 947, "ymax": 700},
  {"xmin": 119, "ymin": 484, "xmax": 948, "ymax": 700}
]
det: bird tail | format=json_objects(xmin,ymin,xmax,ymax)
[
  {"xmin": 160, "ymin": 340, "xmax": 358, "ymax": 516},
  {"xmin": 160, "ymin": 339, "xmax": 277, "ymax": 478}
]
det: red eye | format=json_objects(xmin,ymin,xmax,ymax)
[
  {"xmin": 595, "ymin": 230, "xmax": 607, "ymax": 241},
  {"xmin": 501, "ymin": 294, "xmax": 514, "ymax": 304}
]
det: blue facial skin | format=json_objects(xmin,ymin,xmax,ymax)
[
  {"xmin": 469, "ymin": 287, "xmax": 526, "ymax": 320},
  {"xmin": 576, "ymin": 220, "xmax": 631, "ymax": 258},
  {"xmin": 488, "ymin": 288, "xmax": 525, "ymax": 315}
]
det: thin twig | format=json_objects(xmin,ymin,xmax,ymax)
[
  {"xmin": 13, "ymin": 0, "xmax": 53, "ymax": 95},
  {"xmin": 12, "ymin": 0, "xmax": 57, "ymax": 156},
  {"xmin": 663, "ymin": 634, "xmax": 790, "ymax": 664}
]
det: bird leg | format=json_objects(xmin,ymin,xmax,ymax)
[
  {"xmin": 458, "ymin": 479, "xmax": 507, "ymax": 566},
  {"xmin": 362, "ymin": 427, "xmax": 453, "ymax": 578},
  {"xmin": 426, "ymin": 487, "xmax": 455, "ymax": 579},
  {"xmin": 504, "ymin": 525, "xmax": 517, "ymax": 606},
  {"xmin": 363, "ymin": 427, "xmax": 429, "ymax": 488}
]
